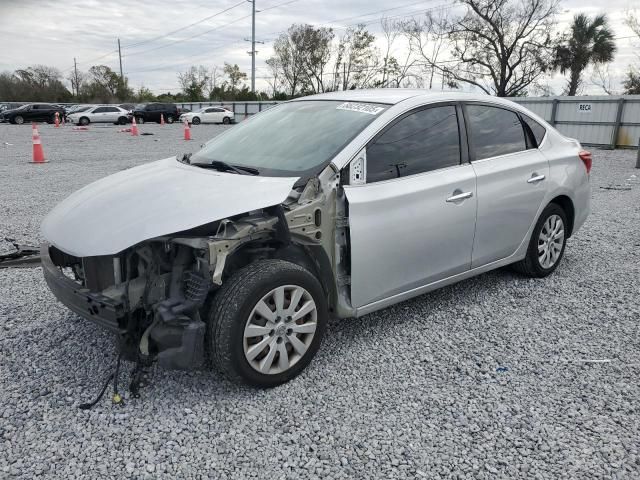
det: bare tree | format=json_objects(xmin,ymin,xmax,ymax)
[
  {"xmin": 205, "ymin": 65, "xmax": 222, "ymax": 98},
  {"xmin": 402, "ymin": 11, "xmax": 449, "ymax": 89},
  {"xmin": 332, "ymin": 25, "xmax": 379, "ymax": 91},
  {"xmin": 265, "ymin": 57, "xmax": 284, "ymax": 97},
  {"xmin": 269, "ymin": 25, "xmax": 308, "ymax": 96},
  {"xmin": 625, "ymin": 9, "xmax": 640, "ymax": 40},
  {"xmin": 413, "ymin": 0, "xmax": 558, "ymax": 96},
  {"xmin": 379, "ymin": 18, "xmax": 416, "ymax": 88},
  {"xmin": 590, "ymin": 64, "xmax": 617, "ymax": 95}
]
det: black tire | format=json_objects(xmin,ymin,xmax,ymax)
[
  {"xmin": 222, "ymin": 116, "xmax": 231, "ymax": 125},
  {"xmin": 79, "ymin": 117, "xmax": 90, "ymax": 126},
  {"xmin": 512, "ymin": 203, "xmax": 568, "ymax": 278},
  {"xmin": 117, "ymin": 116, "xmax": 128, "ymax": 125},
  {"xmin": 192, "ymin": 116, "xmax": 201, "ymax": 125},
  {"xmin": 13, "ymin": 115, "xmax": 24, "ymax": 125},
  {"xmin": 206, "ymin": 259, "xmax": 327, "ymax": 387},
  {"xmin": 166, "ymin": 115, "xmax": 175, "ymax": 124},
  {"xmin": 136, "ymin": 116, "xmax": 145, "ymax": 125}
]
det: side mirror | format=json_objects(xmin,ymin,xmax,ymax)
[{"xmin": 349, "ymin": 149, "xmax": 367, "ymax": 185}]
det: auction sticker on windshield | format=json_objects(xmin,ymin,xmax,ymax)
[{"xmin": 336, "ymin": 102, "xmax": 385, "ymax": 115}]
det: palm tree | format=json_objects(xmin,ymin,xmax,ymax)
[{"xmin": 553, "ymin": 14, "xmax": 616, "ymax": 96}]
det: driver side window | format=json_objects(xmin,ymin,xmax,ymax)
[{"xmin": 366, "ymin": 105, "xmax": 461, "ymax": 183}]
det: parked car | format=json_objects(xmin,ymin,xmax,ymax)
[
  {"xmin": 40, "ymin": 90, "xmax": 591, "ymax": 388},
  {"xmin": 118, "ymin": 103, "xmax": 135, "ymax": 112},
  {"xmin": 0, "ymin": 102, "xmax": 24, "ymax": 113},
  {"xmin": 0, "ymin": 103, "xmax": 65, "ymax": 124},
  {"xmin": 67, "ymin": 105, "xmax": 131, "ymax": 126},
  {"xmin": 180, "ymin": 107, "xmax": 235, "ymax": 125},
  {"xmin": 132, "ymin": 103, "xmax": 179, "ymax": 124}
]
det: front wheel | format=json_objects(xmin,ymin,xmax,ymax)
[
  {"xmin": 13, "ymin": 115, "xmax": 24, "ymax": 125},
  {"xmin": 191, "ymin": 116, "xmax": 201, "ymax": 125},
  {"xmin": 135, "ymin": 116, "xmax": 145, "ymax": 124},
  {"xmin": 117, "ymin": 116, "xmax": 128, "ymax": 125},
  {"xmin": 206, "ymin": 260, "xmax": 327, "ymax": 387},
  {"xmin": 79, "ymin": 117, "xmax": 90, "ymax": 126},
  {"xmin": 512, "ymin": 203, "xmax": 568, "ymax": 277},
  {"xmin": 166, "ymin": 115, "xmax": 175, "ymax": 124}
]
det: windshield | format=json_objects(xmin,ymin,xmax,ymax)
[
  {"xmin": 190, "ymin": 100, "xmax": 387, "ymax": 177},
  {"xmin": 75, "ymin": 106, "xmax": 91, "ymax": 113}
]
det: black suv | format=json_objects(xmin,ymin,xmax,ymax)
[
  {"xmin": 0, "ymin": 103, "xmax": 66, "ymax": 124},
  {"xmin": 132, "ymin": 103, "xmax": 179, "ymax": 124}
]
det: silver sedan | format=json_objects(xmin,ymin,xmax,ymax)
[
  {"xmin": 41, "ymin": 90, "xmax": 590, "ymax": 389},
  {"xmin": 67, "ymin": 105, "xmax": 130, "ymax": 126}
]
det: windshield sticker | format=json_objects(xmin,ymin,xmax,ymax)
[{"xmin": 336, "ymin": 102, "xmax": 385, "ymax": 115}]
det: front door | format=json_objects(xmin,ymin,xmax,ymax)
[
  {"xmin": 345, "ymin": 104, "xmax": 477, "ymax": 309},
  {"xmin": 464, "ymin": 104, "xmax": 550, "ymax": 267}
]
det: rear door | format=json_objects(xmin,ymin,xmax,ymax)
[
  {"xmin": 345, "ymin": 104, "xmax": 477, "ymax": 308},
  {"xmin": 102, "ymin": 106, "xmax": 120, "ymax": 122},
  {"xmin": 464, "ymin": 103, "xmax": 549, "ymax": 267}
]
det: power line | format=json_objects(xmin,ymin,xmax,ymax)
[{"xmin": 123, "ymin": 1, "xmax": 246, "ymax": 49}]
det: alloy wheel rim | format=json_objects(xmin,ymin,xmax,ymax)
[
  {"xmin": 243, "ymin": 285, "xmax": 317, "ymax": 375},
  {"xmin": 538, "ymin": 214, "xmax": 564, "ymax": 269}
]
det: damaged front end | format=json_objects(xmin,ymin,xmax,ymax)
[{"xmin": 43, "ymin": 238, "xmax": 211, "ymax": 370}]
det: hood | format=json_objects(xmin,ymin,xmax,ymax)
[{"xmin": 41, "ymin": 157, "xmax": 298, "ymax": 257}]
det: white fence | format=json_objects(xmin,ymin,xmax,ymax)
[{"xmin": 510, "ymin": 96, "xmax": 640, "ymax": 149}]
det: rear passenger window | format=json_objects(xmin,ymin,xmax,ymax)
[
  {"xmin": 366, "ymin": 105, "xmax": 460, "ymax": 183},
  {"xmin": 467, "ymin": 105, "xmax": 526, "ymax": 160},
  {"xmin": 520, "ymin": 114, "xmax": 546, "ymax": 147}
]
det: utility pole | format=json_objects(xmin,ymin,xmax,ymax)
[
  {"xmin": 117, "ymin": 38, "xmax": 124, "ymax": 82},
  {"xmin": 73, "ymin": 57, "xmax": 79, "ymax": 97},
  {"xmin": 245, "ymin": 0, "xmax": 263, "ymax": 93}
]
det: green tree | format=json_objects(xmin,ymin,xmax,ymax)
[
  {"xmin": 623, "ymin": 68, "xmax": 640, "ymax": 94},
  {"xmin": 223, "ymin": 63, "xmax": 247, "ymax": 92},
  {"xmin": 553, "ymin": 13, "xmax": 616, "ymax": 96},
  {"xmin": 177, "ymin": 66, "xmax": 210, "ymax": 101}
]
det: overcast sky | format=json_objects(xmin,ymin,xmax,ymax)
[{"xmin": 0, "ymin": 0, "xmax": 638, "ymax": 96}]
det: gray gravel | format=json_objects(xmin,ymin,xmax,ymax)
[{"xmin": 1, "ymin": 122, "xmax": 639, "ymax": 479}]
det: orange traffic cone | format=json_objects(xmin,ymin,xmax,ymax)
[
  {"xmin": 160, "ymin": 113, "xmax": 165, "ymax": 125},
  {"xmin": 31, "ymin": 123, "xmax": 47, "ymax": 164},
  {"xmin": 183, "ymin": 119, "xmax": 191, "ymax": 140},
  {"xmin": 54, "ymin": 112, "xmax": 60, "ymax": 128},
  {"xmin": 131, "ymin": 116, "xmax": 139, "ymax": 136}
]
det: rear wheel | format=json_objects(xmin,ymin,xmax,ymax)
[
  {"xmin": 512, "ymin": 203, "xmax": 567, "ymax": 277},
  {"xmin": 79, "ymin": 117, "xmax": 90, "ymax": 126},
  {"xmin": 222, "ymin": 116, "xmax": 231, "ymax": 125},
  {"xmin": 206, "ymin": 260, "xmax": 327, "ymax": 387},
  {"xmin": 192, "ymin": 116, "xmax": 201, "ymax": 125}
]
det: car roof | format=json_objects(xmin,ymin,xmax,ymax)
[{"xmin": 290, "ymin": 89, "xmax": 520, "ymax": 108}]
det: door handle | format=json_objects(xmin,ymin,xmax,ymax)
[
  {"xmin": 446, "ymin": 191, "xmax": 473, "ymax": 203},
  {"xmin": 527, "ymin": 174, "xmax": 546, "ymax": 184}
]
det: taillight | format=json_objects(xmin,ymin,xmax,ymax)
[{"xmin": 579, "ymin": 150, "xmax": 592, "ymax": 174}]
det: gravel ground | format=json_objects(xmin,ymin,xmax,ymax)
[{"xmin": 1, "ymin": 122, "xmax": 639, "ymax": 479}]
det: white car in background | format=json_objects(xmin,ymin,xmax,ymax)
[
  {"xmin": 67, "ymin": 105, "xmax": 131, "ymax": 126},
  {"xmin": 180, "ymin": 107, "xmax": 235, "ymax": 125}
]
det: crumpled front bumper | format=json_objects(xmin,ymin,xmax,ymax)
[{"xmin": 41, "ymin": 243, "xmax": 126, "ymax": 334}]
